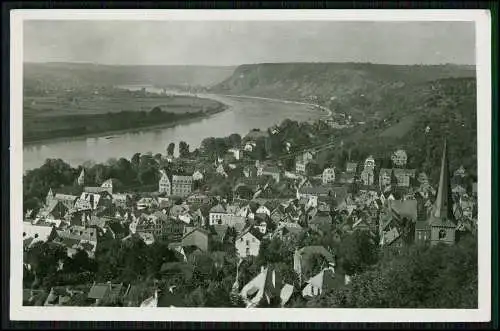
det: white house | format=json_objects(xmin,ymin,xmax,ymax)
[
  {"xmin": 228, "ymin": 148, "xmax": 242, "ymax": 160},
  {"xmin": 158, "ymin": 171, "xmax": 171, "ymax": 195},
  {"xmin": 192, "ymin": 170, "xmax": 204, "ymax": 181},
  {"xmin": 255, "ymin": 205, "xmax": 271, "ymax": 217},
  {"xmin": 391, "ymin": 149, "xmax": 408, "ymax": 167},
  {"xmin": 208, "ymin": 204, "xmax": 227, "ymax": 225},
  {"xmin": 239, "ymin": 267, "xmax": 282, "ymax": 308},
  {"xmin": 302, "ymin": 267, "xmax": 337, "ymax": 298},
  {"xmin": 136, "ymin": 197, "xmax": 159, "ymax": 210},
  {"xmin": 322, "ymin": 168, "xmax": 335, "ymax": 184},
  {"xmin": 237, "ymin": 204, "xmax": 255, "ymax": 220},
  {"xmin": 216, "ymin": 164, "xmax": 228, "ymax": 178},
  {"xmin": 364, "ymin": 155, "xmax": 376, "ymax": 171},
  {"xmin": 256, "ymin": 221, "xmax": 268, "ymax": 234},
  {"xmin": 235, "ymin": 227, "xmax": 262, "ymax": 258},
  {"xmin": 100, "ymin": 179, "xmax": 114, "ymax": 194},
  {"xmin": 244, "ymin": 141, "xmax": 257, "ymax": 152},
  {"xmin": 295, "ymin": 158, "xmax": 309, "ymax": 174},
  {"xmin": 23, "ymin": 222, "xmax": 56, "ymax": 250},
  {"xmin": 239, "ymin": 266, "xmax": 294, "ymax": 308}
]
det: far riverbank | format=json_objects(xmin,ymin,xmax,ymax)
[{"xmin": 23, "ymin": 105, "xmax": 228, "ymax": 146}]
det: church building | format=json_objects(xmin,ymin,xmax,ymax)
[{"xmin": 414, "ymin": 140, "xmax": 457, "ymax": 246}]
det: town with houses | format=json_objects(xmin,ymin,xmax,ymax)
[{"xmin": 22, "ymin": 121, "xmax": 478, "ymax": 308}]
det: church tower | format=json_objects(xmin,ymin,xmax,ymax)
[
  {"xmin": 77, "ymin": 168, "xmax": 85, "ymax": 186},
  {"xmin": 428, "ymin": 139, "xmax": 457, "ymax": 246},
  {"xmin": 45, "ymin": 188, "xmax": 54, "ymax": 206}
]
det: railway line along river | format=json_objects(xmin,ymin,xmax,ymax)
[{"xmin": 23, "ymin": 90, "xmax": 329, "ymax": 171}]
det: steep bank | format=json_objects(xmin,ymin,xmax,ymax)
[{"xmin": 210, "ymin": 62, "xmax": 476, "ymax": 120}]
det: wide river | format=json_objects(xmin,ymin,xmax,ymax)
[{"xmin": 23, "ymin": 89, "xmax": 328, "ymax": 171}]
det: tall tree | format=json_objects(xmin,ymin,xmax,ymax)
[
  {"xmin": 338, "ymin": 230, "xmax": 379, "ymax": 276},
  {"xmin": 167, "ymin": 143, "xmax": 175, "ymax": 156},
  {"xmin": 179, "ymin": 141, "xmax": 190, "ymax": 158},
  {"xmin": 228, "ymin": 133, "xmax": 242, "ymax": 148},
  {"xmin": 131, "ymin": 153, "xmax": 141, "ymax": 169},
  {"xmin": 26, "ymin": 241, "xmax": 67, "ymax": 287}
]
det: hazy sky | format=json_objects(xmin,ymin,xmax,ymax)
[{"xmin": 23, "ymin": 20, "xmax": 476, "ymax": 66}]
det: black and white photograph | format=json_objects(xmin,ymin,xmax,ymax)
[{"xmin": 10, "ymin": 9, "xmax": 491, "ymax": 323}]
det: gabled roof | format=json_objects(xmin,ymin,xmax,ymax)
[
  {"xmin": 236, "ymin": 226, "xmax": 264, "ymax": 241},
  {"xmin": 270, "ymin": 207, "xmax": 286, "ymax": 221},
  {"xmin": 211, "ymin": 224, "xmax": 229, "ymax": 242},
  {"xmin": 275, "ymin": 222, "xmax": 304, "ymax": 237},
  {"xmin": 306, "ymin": 268, "xmax": 336, "ymax": 290},
  {"xmin": 57, "ymin": 225, "xmax": 99, "ymax": 243},
  {"xmin": 54, "ymin": 193, "xmax": 78, "ymax": 202},
  {"xmin": 209, "ymin": 203, "xmax": 226, "ymax": 214},
  {"xmin": 295, "ymin": 245, "xmax": 335, "ymax": 263},
  {"xmin": 83, "ymin": 186, "xmax": 110, "ymax": 194},
  {"xmin": 182, "ymin": 227, "xmax": 211, "ymax": 240},
  {"xmin": 261, "ymin": 166, "xmax": 281, "ymax": 174},
  {"xmin": 226, "ymin": 204, "xmax": 240, "ymax": 215},
  {"xmin": 383, "ymin": 227, "xmax": 401, "ymax": 246},
  {"xmin": 388, "ymin": 200, "xmax": 418, "ymax": 222},
  {"xmin": 23, "ymin": 222, "xmax": 55, "ymax": 247},
  {"xmin": 38, "ymin": 200, "xmax": 66, "ymax": 218},
  {"xmin": 299, "ymin": 185, "xmax": 334, "ymax": 195},
  {"xmin": 88, "ymin": 283, "xmax": 111, "ymax": 300},
  {"xmin": 239, "ymin": 266, "xmax": 282, "ymax": 307},
  {"xmin": 172, "ymin": 175, "xmax": 193, "ymax": 181}
]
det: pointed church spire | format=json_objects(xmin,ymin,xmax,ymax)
[
  {"xmin": 432, "ymin": 139, "xmax": 454, "ymax": 221},
  {"xmin": 77, "ymin": 168, "xmax": 85, "ymax": 186},
  {"xmin": 46, "ymin": 188, "xmax": 54, "ymax": 205}
]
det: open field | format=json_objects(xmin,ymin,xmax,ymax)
[
  {"xmin": 379, "ymin": 114, "xmax": 417, "ymax": 139},
  {"xmin": 23, "ymin": 94, "xmax": 227, "ymax": 143},
  {"xmin": 24, "ymin": 94, "xmax": 223, "ymax": 117}
]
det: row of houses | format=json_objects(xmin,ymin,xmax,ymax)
[{"xmin": 24, "ymin": 136, "xmax": 477, "ymax": 307}]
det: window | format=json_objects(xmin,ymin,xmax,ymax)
[
  {"xmin": 246, "ymin": 240, "xmax": 250, "ymax": 246},
  {"xmin": 438, "ymin": 229, "xmax": 446, "ymax": 240}
]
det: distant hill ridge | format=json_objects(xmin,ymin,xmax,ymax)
[
  {"xmin": 210, "ymin": 62, "xmax": 475, "ymax": 102},
  {"xmin": 23, "ymin": 62, "xmax": 237, "ymax": 90}
]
